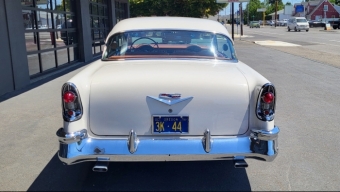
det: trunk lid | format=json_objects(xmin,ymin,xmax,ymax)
[{"xmin": 89, "ymin": 60, "xmax": 249, "ymax": 136}]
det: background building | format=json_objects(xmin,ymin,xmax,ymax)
[{"xmin": 0, "ymin": 0, "xmax": 129, "ymax": 96}]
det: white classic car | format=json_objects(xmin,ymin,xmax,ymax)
[{"xmin": 57, "ymin": 17, "xmax": 279, "ymax": 172}]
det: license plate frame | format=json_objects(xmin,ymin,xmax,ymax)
[{"xmin": 152, "ymin": 115, "xmax": 189, "ymax": 134}]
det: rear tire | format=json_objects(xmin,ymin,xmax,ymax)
[
  {"xmin": 294, "ymin": 27, "xmax": 297, "ymax": 31},
  {"xmin": 306, "ymin": 30, "xmax": 309, "ymax": 32},
  {"xmin": 288, "ymin": 26, "xmax": 291, "ymax": 31}
]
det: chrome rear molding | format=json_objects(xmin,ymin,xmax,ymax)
[{"xmin": 57, "ymin": 126, "xmax": 279, "ymax": 165}]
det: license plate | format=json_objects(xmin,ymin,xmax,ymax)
[{"xmin": 153, "ymin": 116, "xmax": 189, "ymax": 133}]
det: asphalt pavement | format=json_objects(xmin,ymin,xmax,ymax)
[{"xmin": 0, "ymin": 27, "xmax": 340, "ymax": 191}]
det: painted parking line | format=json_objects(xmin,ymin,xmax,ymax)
[
  {"xmin": 254, "ymin": 40, "xmax": 300, "ymax": 46},
  {"xmin": 329, "ymin": 40, "xmax": 340, "ymax": 43}
]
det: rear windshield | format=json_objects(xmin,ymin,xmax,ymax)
[
  {"xmin": 297, "ymin": 19, "xmax": 307, "ymax": 22},
  {"xmin": 102, "ymin": 30, "xmax": 237, "ymax": 60}
]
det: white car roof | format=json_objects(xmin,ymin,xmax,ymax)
[{"xmin": 107, "ymin": 17, "xmax": 231, "ymax": 40}]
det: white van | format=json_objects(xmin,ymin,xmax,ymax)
[{"xmin": 288, "ymin": 17, "xmax": 309, "ymax": 32}]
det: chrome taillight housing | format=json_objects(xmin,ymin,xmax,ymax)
[
  {"xmin": 256, "ymin": 83, "xmax": 276, "ymax": 121},
  {"xmin": 61, "ymin": 82, "xmax": 83, "ymax": 122}
]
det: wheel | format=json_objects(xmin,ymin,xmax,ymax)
[
  {"xmin": 294, "ymin": 27, "xmax": 297, "ymax": 31},
  {"xmin": 288, "ymin": 26, "xmax": 291, "ymax": 31},
  {"xmin": 298, "ymin": 30, "xmax": 301, "ymax": 32},
  {"xmin": 306, "ymin": 30, "xmax": 309, "ymax": 32},
  {"xmin": 333, "ymin": 26, "xmax": 337, "ymax": 30}
]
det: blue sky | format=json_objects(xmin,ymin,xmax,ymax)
[{"xmin": 218, "ymin": 0, "xmax": 300, "ymax": 15}]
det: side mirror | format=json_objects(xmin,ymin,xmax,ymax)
[{"xmin": 223, "ymin": 44, "xmax": 228, "ymax": 51}]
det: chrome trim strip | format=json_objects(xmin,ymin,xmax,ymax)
[{"xmin": 57, "ymin": 126, "xmax": 279, "ymax": 165}]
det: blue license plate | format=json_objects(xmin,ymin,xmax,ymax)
[{"xmin": 153, "ymin": 116, "xmax": 189, "ymax": 133}]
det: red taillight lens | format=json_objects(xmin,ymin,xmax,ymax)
[
  {"xmin": 262, "ymin": 92, "xmax": 274, "ymax": 104},
  {"xmin": 63, "ymin": 91, "xmax": 76, "ymax": 103}
]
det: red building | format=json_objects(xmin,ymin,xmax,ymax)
[{"xmin": 293, "ymin": 0, "xmax": 340, "ymax": 20}]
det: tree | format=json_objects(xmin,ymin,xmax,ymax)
[
  {"xmin": 129, "ymin": 0, "xmax": 228, "ymax": 18},
  {"xmin": 244, "ymin": 0, "xmax": 263, "ymax": 22},
  {"xmin": 265, "ymin": 0, "xmax": 284, "ymax": 16},
  {"xmin": 329, "ymin": 0, "xmax": 340, "ymax": 5},
  {"xmin": 285, "ymin": 2, "xmax": 292, "ymax": 5}
]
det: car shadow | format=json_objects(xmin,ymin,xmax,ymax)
[
  {"xmin": 28, "ymin": 153, "xmax": 251, "ymax": 191},
  {"xmin": 0, "ymin": 57, "xmax": 100, "ymax": 103}
]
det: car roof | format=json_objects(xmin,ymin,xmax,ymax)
[{"xmin": 107, "ymin": 17, "xmax": 231, "ymax": 39}]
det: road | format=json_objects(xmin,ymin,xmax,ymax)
[{"xmin": 0, "ymin": 26, "xmax": 340, "ymax": 191}]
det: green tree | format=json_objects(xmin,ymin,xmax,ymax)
[
  {"xmin": 329, "ymin": 0, "xmax": 340, "ymax": 5},
  {"xmin": 55, "ymin": 0, "xmax": 72, "ymax": 12},
  {"xmin": 265, "ymin": 0, "xmax": 284, "ymax": 16},
  {"xmin": 129, "ymin": 0, "xmax": 228, "ymax": 18},
  {"xmin": 244, "ymin": 0, "xmax": 262, "ymax": 22},
  {"xmin": 285, "ymin": 2, "xmax": 292, "ymax": 5}
]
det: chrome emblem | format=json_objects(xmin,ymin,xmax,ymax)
[
  {"xmin": 159, "ymin": 93, "xmax": 181, "ymax": 99},
  {"xmin": 147, "ymin": 93, "xmax": 193, "ymax": 106}
]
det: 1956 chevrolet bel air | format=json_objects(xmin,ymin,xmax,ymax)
[{"xmin": 56, "ymin": 17, "xmax": 279, "ymax": 172}]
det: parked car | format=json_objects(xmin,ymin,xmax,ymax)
[
  {"xmin": 250, "ymin": 21, "xmax": 260, "ymax": 28},
  {"xmin": 278, "ymin": 19, "xmax": 288, "ymax": 26},
  {"xmin": 267, "ymin": 20, "xmax": 274, "ymax": 26},
  {"xmin": 288, "ymin": 17, "xmax": 309, "ymax": 32},
  {"xmin": 329, "ymin": 19, "xmax": 340, "ymax": 29},
  {"xmin": 56, "ymin": 17, "xmax": 280, "ymax": 172},
  {"xmin": 308, "ymin": 20, "xmax": 324, "ymax": 28}
]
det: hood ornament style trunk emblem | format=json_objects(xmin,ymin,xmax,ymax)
[{"xmin": 147, "ymin": 93, "xmax": 193, "ymax": 106}]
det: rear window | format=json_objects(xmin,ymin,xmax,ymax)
[
  {"xmin": 102, "ymin": 30, "xmax": 237, "ymax": 60},
  {"xmin": 297, "ymin": 19, "xmax": 307, "ymax": 22}
]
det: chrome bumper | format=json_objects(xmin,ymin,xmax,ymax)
[{"xmin": 56, "ymin": 126, "xmax": 279, "ymax": 165}]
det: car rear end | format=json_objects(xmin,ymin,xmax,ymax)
[{"xmin": 56, "ymin": 17, "xmax": 279, "ymax": 172}]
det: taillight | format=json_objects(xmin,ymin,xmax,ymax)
[
  {"xmin": 63, "ymin": 91, "xmax": 76, "ymax": 103},
  {"xmin": 256, "ymin": 83, "xmax": 276, "ymax": 121},
  {"xmin": 61, "ymin": 83, "xmax": 83, "ymax": 122},
  {"xmin": 262, "ymin": 92, "xmax": 274, "ymax": 104}
]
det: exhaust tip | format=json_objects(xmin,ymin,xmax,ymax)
[
  {"xmin": 234, "ymin": 160, "xmax": 248, "ymax": 168},
  {"xmin": 92, "ymin": 162, "xmax": 109, "ymax": 172}
]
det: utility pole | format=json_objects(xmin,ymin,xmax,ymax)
[
  {"xmin": 240, "ymin": 3, "xmax": 243, "ymax": 36},
  {"xmin": 274, "ymin": 0, "xmax": 278, "ymax": 27},
  {"xmin": 247, "ymin": 1, "xmax": 250, "ymax": 26},
  {"xmin": 232, "ymin": 2, "xmax": 234, "ymax": 40}
]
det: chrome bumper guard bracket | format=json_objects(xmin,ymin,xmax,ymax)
[
  {"xmin": 202, "ymin": 129, "xmax": 212, "ymax": 153},
  {"xmin": 128, "ymin": 130, "xmax": 139, "ymax": 154},
  {"xmin": 57, "ymin": 126, "xmax": 280, "ymax": 165},
  {"xmin": 56, "ymin": 128, "xmax": 87, "ymax": 144}
]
